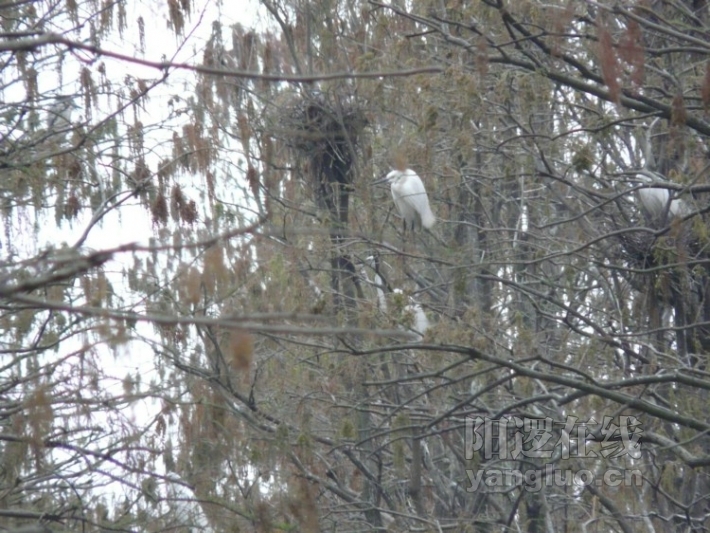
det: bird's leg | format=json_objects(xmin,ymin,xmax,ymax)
[
  {"xmin": 398, "ymin": 220, "xmax": 408, "ymax": 257},
  {"xmin": 397, "ymin": 230, "xmax": 407, "ymax": 275}
]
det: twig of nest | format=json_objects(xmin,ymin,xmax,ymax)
[
  {"xmin": 278, "ymin": 90, "xmax": 368, "ymax": 154},
  {"xmin": 617, "ymin": 229, "xmax": 658, "ymax": 268},
  {"xmin": 273, "ymin": 90, "xmax": 368, "ymax": 220}
]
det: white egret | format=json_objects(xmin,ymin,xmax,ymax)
[
  {"xmin": 360, "ymin": 256, "xmax": 430, "ymax": 341},
  {"xmin": 393, "ymin": 288, "xmax": 430, "ymax": 341},
  {"xmin": 362, "ymin": 255, "xmax": 388, "ymax": 313},
  {"xmin": 632, "ymin": 117, "xmax": 690, "ymax": 222},
  {"xmin": 375, "ymin": 169, "xmax": 435, "ymax": 231},
  {"xmin": 634, "ymin": 168, "xmax": 690, "ymax": 221},
  {"xmin": 46, "ymin": 95, "xmax": 79, "ymax": 146},
  {"xmin": 47, "ymin": 96, "xmax": 77, "ymax": 132}
]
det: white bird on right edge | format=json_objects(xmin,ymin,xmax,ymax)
[
  {"xmin": 635, "ymin": 168, "xmax": 690, "ymax": 221},
  {"xmin": 375, "ymin": 169, "xmax": 436, "ymax": 231},
  {"xmin": 633, "ymin": 117, "xmax": 691, "ymax": 223}
]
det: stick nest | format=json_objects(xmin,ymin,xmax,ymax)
[{"xmin": 278, "ymin": 91, "xmax": 368, "ymax": 154}]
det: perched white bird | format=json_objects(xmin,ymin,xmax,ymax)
[
  {"xmin": 360, "ymin": 257, "xmax": 430, "ymax": 341},
  {"xmin": 46, "ymin": 96, "xmax": 77, "ymax": 133},
  {"xmin": 393, "ymin": 288, "xmax": 430, "ymax": 341},
  {"xmin": 632, "ymin": 118, "xmax": 690, "ymax": 222},
  {"xmin": 362, "ymin": 255, "xmax": 388, "ymax": 313},
  {"xmin": 375, "ymin": 169, "xmax": 435, "ymax": 231},
  {"xmin": 635, "ymin": 169, "xmax": 689, "ymax": 221}
]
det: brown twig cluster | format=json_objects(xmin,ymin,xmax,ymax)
[
  {"xmin": 277, "ymin": 90, "xmax": 367, "ymax": 222},
  {"xmin": 279, "ymin": 90, "xmax": 367, "ymax": 153}
]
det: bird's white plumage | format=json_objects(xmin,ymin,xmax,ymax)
[
  {"xmin": 635, "ymin": 169, "xmax": 689, "ymax": 220},
  {"xmin": 383, "ymin": 169, "xmax": 435, "ymax": 230},
  {"xmin": 362, "ymin": 255, "xmax": 388, "ymax": 313},
  {"xmin": 637, "ymin": 187, "xmax": 688, "ymax": 218},
  {"xmin": 361, "ymin": 258, "xmax": 431, "ymax": 341},
  {"xmin": 405, "ymin": 301, "xmax": 430, "ymax": 340},
  {"xmin": 46, "ymin": 96, "xmax": 77, "ymax": 135},
  {"xmin": 393, "ymin": 288, "xmax": 430, "ymax": 341}
]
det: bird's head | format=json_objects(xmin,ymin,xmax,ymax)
[{"xmin": 373, "ymin": 169, "xmax": 405, "ymax": 186}]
